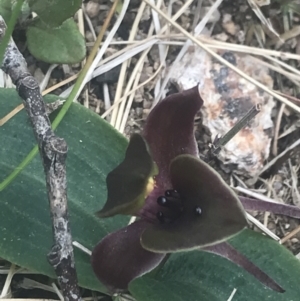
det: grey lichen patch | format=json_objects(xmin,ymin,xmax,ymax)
[
  {"xmin": 1, "ymin": 43, "xmax": 27, "ymax": 80},
  {"xmin": 51, "ymin": 136, "xmax": 68, "ymax": 154},
  {"xmin": 31, "ymin": 115, "xmax": 51, "ymax": 137}
]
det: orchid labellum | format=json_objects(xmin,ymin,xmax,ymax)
[{"xmin": 91, "ymin": 86, "xmax": 300, "ymax": 293}]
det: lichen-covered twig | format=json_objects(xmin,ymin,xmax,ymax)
[{"xmin": 0, "ymin": 17, "xmax": 82, "ymax": 301}]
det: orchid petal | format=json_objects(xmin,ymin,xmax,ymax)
[
  {"xmin": 143, "ymin": 86, "xmax": 203, "ymax": 190},
  {"xmin": 141, "ymin": 155, "xmax": 248, "ymax": 252},
  {"xmin": 203, "ymin": 242, "xmax": 284, "ymax": 293},
  {"xmin": 91, "ymin": 219, "xmax": 165, "ymax": 293},
  {"xmin": 240, "ymin": 196, "xmax": 300, "ymax": 218},
  {"xmin": 96, "ymin": 134, "xmax": 157, "ymax": 217}
]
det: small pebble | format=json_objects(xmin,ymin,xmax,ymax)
[
  {"xmin": 143, "ymin": 99, "xmax": 152, "ymax": 109},
  {"xmin": 85, "ymin": 1, "xmax": 100, "ymax": 19},
  {"xmin": 85, "ymin": 31, "xmax": 95, "ymax": 42},
  {"xmin": 136, "ymin": 107, "xmax": 143, "ymax": 117},
  {"xmin": 34, "ymin": 68, "xmax": 44, "ymax": 84}
]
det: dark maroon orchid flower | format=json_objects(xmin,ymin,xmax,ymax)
[{"xmin": 91, "ymin": 86, "xmax": 300, "ymax": 293}]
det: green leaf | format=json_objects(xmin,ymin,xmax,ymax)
[
  {"xmin": 0, "ymin": 0, "xmax": 13, "ymax": 22},
  {"xmin": 26, "ymin": 18, "xmax": 86, "ymax": 64},
  {"xmin": 130, "ymin": 230, "xmax": 300, "ymax": 301},
  {"xmin": 28, "ymin": 0, "xmax": 81, "ymax": 27},
  {"xmin": 0, "ymin": 88, "xmax": 129, "ymax": 293},
  {"xmin": 129, "ymin": 277, "xmax": 219, "ymax": 301}
]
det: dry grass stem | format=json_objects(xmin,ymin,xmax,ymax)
[
  {"xmin": 0, "ymin": 264, "xmax": 15, "ymax": 298},
  {"xmin": 113, "ymin": 2, "xmax": 148, "ymax": 129},
  {"xmin": 110, "ymin": 1, "xmax": 146, "ymax": 127},
  {"xmin": 51, "ymin": 283, "xmax": 64, "ymax": 301},
  {"xmin": 252, "ymin": 57, "xmax": 300, "ymax": 84},
  {"xmin": 289, "ymin": 160, "xmax": 300, "ymax": 207},
  {"xmin": 227, "ymin": 288, "xmax": 237, "ymax": 301},
  {"xmin": 142, "ymin": 0, "xmax": 300, "ymax": 113},
  {"xmin": 265, "ymin": 54, "xmax": 300, "ymax": 77},
  {"xmin": 44, "ymin": 74, "xmax": 78, "ymax": 94},
  {"xmin": 156, "ymin": 0, "xmax": 223, "ymax": 102},
  {"xmin": 247, "ymin": 0, "xmax": 280, "ymax": 38},
  {"xmin": 101, "ymin": 59, "xmax": 163, "ymax": 119},
  {"xmin": 20, "ymin": 278, "xmax": 56, "ymax": 294},
  {"xmin": 246, "ymin": 213, "xmax": 281, "ymax": 241},
  {"xmin": 118, "ymin": 41, "xmax": 154, "ymax": 132},
  {"xmin": 112, "ymin": 0, "xmax": 195, "ymax": 128},
  {"xmin": 258, "ymin": 139, "xmax": 300, "ymax": 177},
  {"xmin": 273, "ymin": 103, "xmax": 286, "ymax": 156},
  {"xmin": 233, "ymin": 186, "xmax": 281, "ymax": 204},
  {"xmin": 83, "ymin": 5, "xmax": 97, "ymax": 41},
  {"xmin": 0, "ymin": 104, "xmax": 23, "ymax": 126},
  {"xmin": 78, "ymin": 7, "xmax": 89, "ymax": 108},
  {"xmin": 39, "ymin": 64, "xmax": 58, "ymax": 92},
  {"xmin": 198, "ymin": 36, "xmax": 300, "ymax": 60},
  {"xmin": 280, "ymin": 225, "xmax": 300, "ymax": 244},
  {"xmin": 71, "ymin": 0, "xmax": 130, "ymax": 104},
  {"xmin": 72, "ymin": 241, "xmax": 92, "ymax": 256},
  {"xmin": 103, "ymin": 83, "xmax": 111, "ymax": 114}
]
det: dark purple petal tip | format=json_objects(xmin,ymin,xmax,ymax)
[
  {"xmin": 96, "ymin": 134, "xmax": 157, "ymax": 217},
  {"xmin": 91, "ymin": 220, "xmax": 165, "ymax": 293},
  {"xmin": 143, "ymin": 86, "xmax": 203, "ymax": 191},
  {"xmin": 141, "ymin": 155, "xmax": 248, "ymax": 253},
  {"xmin": 204, "ymin": 242, "xmax": 285, "ymax": 293}
]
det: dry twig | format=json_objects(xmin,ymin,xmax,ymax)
[{"xmin": 0, "ymin": 17, "xmax": 82, "ymax": 301}]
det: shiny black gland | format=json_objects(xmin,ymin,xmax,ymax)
[{"xmin": 156, "ymin": 190, "xmax": 202, "ymax": 223}]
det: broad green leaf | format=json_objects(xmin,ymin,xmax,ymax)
[
  {"xmin": 0, "ymin": 88, "xmax": 129, "ymax": 293},
  {"xmin": 130, "ymin": 230, "xmax": 300, "ymax": 301},
  {"xmin": 129, "ymin": 277, "xmax": 219, "ymax": 301},
  {"xmin": 26, "ymin": 18, "xmax": 86, "ymax": 64},
  {"xmin": 28, "ymin": 0, "xmax": 81, "ymax": 27}
]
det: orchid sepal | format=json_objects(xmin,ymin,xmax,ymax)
[{"xmin": 96, "ymin": 134, "xmax": 158, "ymax": 217}]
